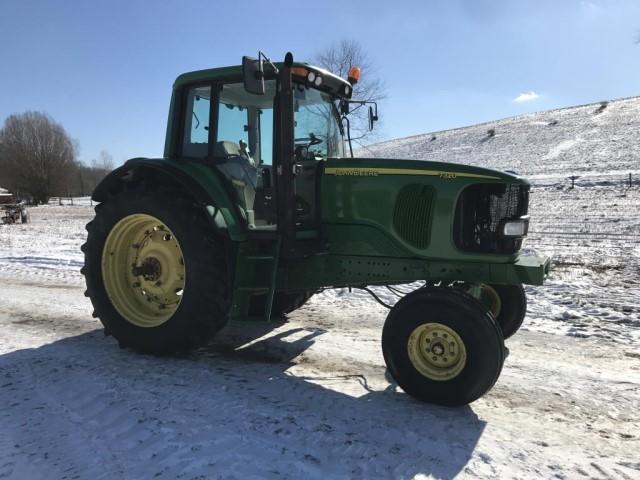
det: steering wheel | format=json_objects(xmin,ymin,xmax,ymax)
[{"xmin": 294, "ymin": 132, "xmax": 325, "ymax": 146}]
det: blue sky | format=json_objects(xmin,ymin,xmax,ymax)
[{"xmin": 1, "ymin": 0, "xmax": 639, "ymax": 165}]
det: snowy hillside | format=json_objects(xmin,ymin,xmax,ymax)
[{"xmin": 363, "ymin": 96, "xmax": 640, "ymax": 180}]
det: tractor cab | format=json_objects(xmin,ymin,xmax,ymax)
[{"xmin": 167, "ymin": 52, "xmax": 369, "ymax": 259}]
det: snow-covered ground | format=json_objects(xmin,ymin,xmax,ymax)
[{"xmin": 1, "ymin": 98, "xmax": 640, "ymax": 478}]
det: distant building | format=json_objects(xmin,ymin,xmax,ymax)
[{"xmin": 0, "ymin": 188, "xmax": 16, "ymax": 205}]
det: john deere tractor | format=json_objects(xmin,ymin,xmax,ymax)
[{"xmin": 82, "ymin": 52, "xmax": 550, "ymax": 406}]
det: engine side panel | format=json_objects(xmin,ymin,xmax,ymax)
[{"xmin": 320, "ymin": 158, "xmax": 529, "ymax": 264}]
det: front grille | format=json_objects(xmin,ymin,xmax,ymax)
[
  {"xmin": 453, "ymin": 183, "xmax": 529, "ymax": 254},
  {"xmin": 393, "ymin": 184, "xmax": 434, "ymax": 249}
]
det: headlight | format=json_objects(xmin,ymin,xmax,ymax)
[{"xmin": 502, "ymin": 216, "xmax": 530, "ymax": 237}]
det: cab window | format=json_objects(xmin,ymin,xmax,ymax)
[
  {"xmin": 215, "ymin": 81, "xmax": 275, "ymax": 165},
  {"xmin": 182, "ymin": 85, "xmax": 211, "ymax": 158}
]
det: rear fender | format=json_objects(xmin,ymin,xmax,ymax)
[{"xmin": 92, "ymin": 158, "xmax": 246, "ymax": 241}]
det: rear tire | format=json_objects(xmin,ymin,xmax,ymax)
[
  {"xmin": 82, "ymin": 188, "xmax": 229, "ymax": 355},
  {"xmin": 382, "ymin": 288, "xmax": 505, "ymax": 406}
]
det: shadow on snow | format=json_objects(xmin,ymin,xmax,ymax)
[{"xmin": 0, "ymin": 324, "xmax": 486, "ymax": 479}]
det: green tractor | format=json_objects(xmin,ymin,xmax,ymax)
[{"xmin": 82, "ymin": 52, "xmax": 550, "ymax": 406}]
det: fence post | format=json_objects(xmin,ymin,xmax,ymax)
[{"xmin": 569, "ymin": 175, "xmax": 579, "ymax": 189}]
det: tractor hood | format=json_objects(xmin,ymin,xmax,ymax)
[
  {"xmin": 324, "ymin": 157, "xmax": 529, "ymax": 185},
  {"xmin": 320, "ymin": 156, "xmax": 532, "ymax": 263}
]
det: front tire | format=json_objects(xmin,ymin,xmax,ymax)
[
  {"xmin": 489, "ymin": 284, "xmax": 526, "ymax": 339},
  {"xmin": 382, "ymin": 288, "xmax": 505, "ymax": 406},
  {"xmin": 82, "ymin": 189, "xmax": 229, "ymax": 355}
]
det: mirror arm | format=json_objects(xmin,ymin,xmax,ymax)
[
  {"xmin": 258, "ymin": 51, "xmax": 279, "ymax": 75},
  {"xmin": 342, "ymin": 115, "xmax": 354, "ymax": 158},
  {"xmin": 342, "ymin": 100, "xmax": 378, "ymax": 117}
]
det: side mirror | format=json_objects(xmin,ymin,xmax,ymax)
[
  {"xmin": 368, "ymin": 105, "xmax": 379, "ymax": 131},
  {"xmin": 242, "ymin": 56, "xmax": 265, "ymax": 95}
]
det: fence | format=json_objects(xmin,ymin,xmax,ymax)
[
  {"xmin": 529, "ymin": 172, "xmax": 638, "ymax": 190},
  {"xmin": 47, "ymin": 196, "xmax": 94, "ymax": 206}
]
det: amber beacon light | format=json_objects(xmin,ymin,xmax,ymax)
[{"xmin": 347, "ymin": 66, "xmax": 361, "ymax": 85}]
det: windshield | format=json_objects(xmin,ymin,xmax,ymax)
[{"xmin": 293, "ymin": 84, "xmax": 344, "ymax": 158}]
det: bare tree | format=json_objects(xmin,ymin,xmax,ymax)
[
  {"xmin": 92, "ymin": 150, "xmax": 114, "ymax": 171},
  {"xmin": 314, "ymin": 39, "xmax": 387, "ymax": 147},
  {"xmin": 80, "ymin": 150, "xmax": 114, "ymax": 194},
  {"xmin": 0, "ymin": 112, "xmax": 77, "ymax": 204}
]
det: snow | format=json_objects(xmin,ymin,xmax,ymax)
[
  {"xmin": 1, "ymin": 98, "xmax": 640, "ymax": 478},
  {"xmin": 361, "ymin": 96, "xmax": 640, "ymax": 179}
]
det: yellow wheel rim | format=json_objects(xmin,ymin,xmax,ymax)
[
  {"xmin": 101, "ymin": 214, "xmax": 186, "ymax": 328},
  {"xmin": 407, "ymin": 323, "xmax": 467, "ymax": 381}
]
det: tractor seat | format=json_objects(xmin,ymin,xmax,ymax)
[
  {"xmin": 214, "ymin": 141, "xmax": 257, "ymax": 220},
  {"xmin": 214, "ymin": 140, "xmax": 242, "ymax": 159}
]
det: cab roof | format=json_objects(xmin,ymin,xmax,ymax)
[
  {"xmin": 174, "ymin": 65, "xmax": 244, "ymax": 87},
  {"xmin": 173, "ymin": 62, "xmax": 350, "ymax": 91}
]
